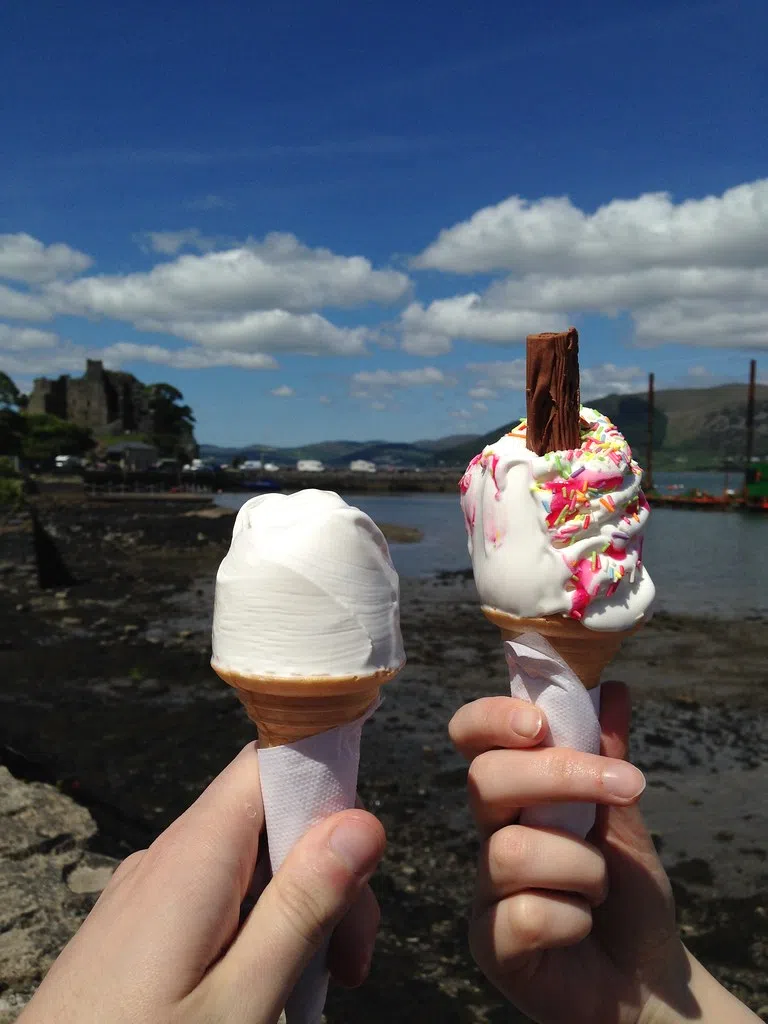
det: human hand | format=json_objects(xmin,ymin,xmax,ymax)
[
  {"xmin": 19, "ymin": 743, "xmax": 385, "ymax": 1024},
  {"xmin": 449, "ymin": 684, "xmax": 706, "ymax": 1024}
]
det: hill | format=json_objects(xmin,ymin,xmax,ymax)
[
  {"xmin": 200, "ymin": 384, "xmax": 767, "ymax": 473},
  {"xmin": 440, "ymin": 383, "xmax": 768, "ymax": 471}
]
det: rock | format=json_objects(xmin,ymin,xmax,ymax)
[{"xmin": 0, "ymin": 767, "xmax": 118, "ymax": 1021}]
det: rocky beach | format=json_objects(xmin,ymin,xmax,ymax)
[{"xmin": 0, "ymin": 495, "xmax": 766, "ymax": 1022}]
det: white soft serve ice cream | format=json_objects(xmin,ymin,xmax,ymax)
[
  {"xmin": 460, "ymin": 407, "xmax": 655, "ymax": 631},
  {"xmin": 212, "ymin": 490, "xmax": 405, "ymax": 678}
]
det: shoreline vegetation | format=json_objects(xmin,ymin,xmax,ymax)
[{"xmin": 0, "ymin": 497, "xmax": 766, "ymax": 1020}]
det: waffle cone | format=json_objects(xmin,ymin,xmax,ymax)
[
  {"xmin": 211, "ymin": 662, "xmax": 403, "ymax": 747},
  {"xmin": 481, "ymin": 607, "xmax": 642, "ymax": 689}
]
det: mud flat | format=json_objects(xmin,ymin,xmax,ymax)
[{"xmin": 0, "ymin": 498, "xmax": 766, "ymax": 1021}]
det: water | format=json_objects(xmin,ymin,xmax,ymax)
[
  {"xmin": 652, "ymin": 470, "xmax": 744, "ymax": 494},
  {"xmin": 215, "ymin": 488, "xmax": 767, "ymax": 620}
]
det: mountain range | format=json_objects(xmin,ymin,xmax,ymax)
[{"xmin": 200, "ymin": 384, "xmax": 768, "ymax": 472}]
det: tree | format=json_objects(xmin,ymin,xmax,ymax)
[
  {"xmin": 0, "ymin": 371, "xmax": 22, "ymax": 410},
  {"xmin": 21, "ymin": 415, "xmax": 95, "ymax": 461},
  {"xmin": 146, "ymin": 383, "xmax": 197, "ymax": 458}
]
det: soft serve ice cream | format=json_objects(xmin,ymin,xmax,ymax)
[
  {"xmin": 212, "ymin": 489, "xmax": 404, "ymax": 679},
  {"xmin": 460, "ymin": 407, "xmax": 654, "ymax": 631}
]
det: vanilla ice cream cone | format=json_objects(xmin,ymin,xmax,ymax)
[
  {"xmin": 213, "ymin": 665, "xmax": 401, "ymax": 747},
  {"xmin": 481, "ymin": 606, "xmax": 643, "ymax": 689}
]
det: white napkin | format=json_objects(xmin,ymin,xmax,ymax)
[
  {"xmin": 504, "ymin": 633, "xmax": 601, "ymax": 838},
  {"xmin": 257, "ymin": 700, "xmax": 379, "ymax": 1024}
]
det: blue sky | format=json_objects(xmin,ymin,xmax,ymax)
[{"xmin": 1, "ymin": 0, "xmax": 767, "ymax": 445}]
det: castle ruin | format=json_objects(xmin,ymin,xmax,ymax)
[{"xmin": 28, "ymin": 360, "xmax": 153, "ymax": 435}]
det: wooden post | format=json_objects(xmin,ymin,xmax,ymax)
[
  {"xmin": 745, "ymin": 359, "xmax": 756, "ymax": 469},
  {"xmin": 646, "ymin": 372, "xmax": 655, "ymax": 492},
  {"xmin": 744, "ymin": 359, "xmax": 756, "ymax": 503},
  {"xmin": 525, "ymin": 328, "xmax": 581, "ymax": 455}
]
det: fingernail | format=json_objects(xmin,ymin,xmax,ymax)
[
  {"xmin": 602, "ymin": 763, "xmax": 646, "ymax": 799},
  {"xmin": 510, "ymin": 707, "xmax": 542, "ymax": 739},
  {"xmin": 329, "ymin": 818, "xmax": 378, "ymax": 875}
]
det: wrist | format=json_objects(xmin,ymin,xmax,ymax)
[{"xmin": 639, "ymin": 948, "xmax": 759, "ymax": 1024}]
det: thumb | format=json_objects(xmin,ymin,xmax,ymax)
[{"xmin": 202, "ymin": 810, "xmax": 385, "ymax": 1022}]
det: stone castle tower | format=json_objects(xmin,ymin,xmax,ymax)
[{"xmin": 28, "ymin": 360, "xmax": 153, "ymax": 435}]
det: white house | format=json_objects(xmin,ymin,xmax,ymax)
[
  {"xmin": 349, "ymin": 459, "xmax": 377, "ymax": 473},
  {"xmin": 297, "ymin": 459, "xmax": 324, "ymax": 472}
]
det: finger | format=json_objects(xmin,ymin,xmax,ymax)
[
  {"xmin": 205, "ymin": 810, "xmax": 385, "ymax": 1021},
  {"xmin": 470, "ymin": 891, "xmax": 593, "ymax": 975},
  {"xmin": 476, "ymin": 825, "xmax": 608, "ymax": 911},
  {"xmin": 81, "ymin": 743, "xmax": 266, "ymax": 998},
  {"xmin": 148, "ymin": 741, "xmax": 264, "ymax": 903},
  {"xmin": 327, "ymin": 884, "xmax": 380, "ymax": 988},
  {"xmin": 449, "ymin": 697, "xmax": 547, "ymax": 760},
  {"xmin": 468, "ymin": 747, "xmax": 646, "ymax": 838},
  {"xmin": 599, "ymin": 680, "xmax": 631, "ymax": 761}
]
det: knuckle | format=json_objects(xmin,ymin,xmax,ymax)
[
  {"xmin": 110, "ymin": 849, "xmax": 146, "ymax": 887},
  {"xmin": 467, "ymin": 751, "xmax": 492, "ymax": 792},
  {"xmin": 506, "ymin": 893, "xmax": 549, "ymax": 950},
  {"xmin": 487, "ymin": 825, "xmax": 529, "ymax": 879},
  {"xmin": 273, "ymin": 870, "xmax": 331, "ymax": 948}
]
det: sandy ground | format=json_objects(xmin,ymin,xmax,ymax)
[{"xmin": 0, "ymin": 497, "xmax": 766, "ymax": 1021}]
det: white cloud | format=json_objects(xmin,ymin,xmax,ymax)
[
  {"xmin": 0, "ymin": 283, "xmax": 53, "ymax": 321},
  {"xmin": 0, "ymin": 324, "xmax": 59, "ymax": 350},
  {"xmin": 51, "ymin": 232, "xmax": 409, "ymax": 322},
  {"xmin": 319, "ymin": 395, "xmax": 332, "ymax": 404},
  {"xmin": 468, "ymin": 385, "xmax": 497, "ymax": 400},
  {"xmin": 473, "ymin": 401, "xmax": 488, "ymax": 412},
  {"xmin": 371, "ymin": 400, "xmax": 388, "ymax": 411},
  {"xmin": 633, "ymin": 299, "xmax": 768, "ymax": 348},
  {"xmin": 0, "ymin": 233, "xmax": 92, "ymax": 284},
  {"xmin": 164, "ymin": 310, "xmax": 368, "ymax": 355},
  {"xmin": 140, "ymin": 229, "xmax": 219, "ymax": 256},
  {"xmin": 416, "ymin": 180, "xmax": 768, "ymax": 275},
  {"xmin": 400, "ymin": 295, "xmax": 567, "ymax": 354},
  {"xmin": 413, "ymin": 180, "xmax": 768, "ymax": 351},
  {"xmin": 100, "ymin": 342, "xmax": 277, "ymax": 370},
  {"xmin": 352, "ymin": 366, "xmax": 452, "ymax": 388},
  {"xmin": 0, "ymin": 343, "xmax": 89, "ymax": 378},
  {"xmin": 467, "ymin": 358, "xmax": 647, "ymax": 399},
  {"xmin": 184, "ymin": 194, "xmax": 233, "ymax": 211},
  {"xmin": 271, "ymin": 384, "xmax": 295, "ymax": 397}
]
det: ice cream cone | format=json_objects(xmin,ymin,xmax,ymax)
[
  {"xmin": 481, "ymin": 607, "xmax": 643, "ymax": 689},
  {"xmin": 212, "ymin": 664, "xmax": 402, "ymax": 747}
]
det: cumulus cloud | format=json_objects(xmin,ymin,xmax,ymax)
[
  {"xmin": 416, "ymin": 181, "xmax": 768, "ymax": 275},
  {"xmin": 184, "ymin": 194, "xmax": 233, "ymax": 211},
  {"xmin": 51, "ymin": 232, "xmax": 409, "ymax": 323},
  {"xmin": 352, "ymin": 366, "xmax": 453, "ymax": 387},
  {"xmin": 101, "ymin": 342, "xmax": 277, "ymax": 370},
  {"xmin": 467, "ymin": 359, "xmax": 646, "ymax": 400},
  {"xmin": 0, "ymin": 233, "xmax": 92, "ymax": 284},
  {"xmin": 413, "ymin": 180, "xmax": 768, "ymax": 351},
  {"xmin": 468, "ymin": 385, "xmax": 497, "ymax": 399},
  {"xmin": 139, "ymin": 229, "xmax": 219, "ymax": 255},
  {"xmin": 271, "ymin": 384, "xmax": 295, "ymax": 397},
  {"xmin": 400, "ymin": 295, "xmax": 568, "ymax": 354},
  {"xmin": 0, "ymin": 343, "xmax": 89, "ymax": 378},
  {"xmin": 0, "ymin": 283, "xmax": 53, "ymax": 321},
  {"xmin": 164, "ymin": 310, "xmax": 368, "ymax": 355},
  {"xmin": 0, "ymin": 324, "xmax": 59, "ymax": 350}
]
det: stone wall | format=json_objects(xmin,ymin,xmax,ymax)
[{"xmin": 0, "ymin": 767, "xmax": 117, "ymax": 1022}]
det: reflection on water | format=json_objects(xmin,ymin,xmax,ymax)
[{"xmin": 215, "ymin": 487, "xmax": 767, "ymax": 620}]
